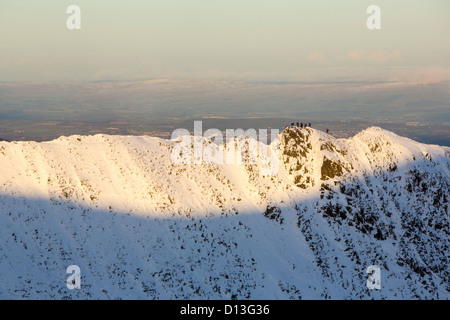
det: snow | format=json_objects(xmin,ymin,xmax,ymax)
[{"xmin": 0, "ymin": 127, "xmax": 448, "ymax": 299}]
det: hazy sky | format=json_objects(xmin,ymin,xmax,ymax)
[{"xmin": 1, "ymin": 0, "xmax": 449, "ymax": 82}]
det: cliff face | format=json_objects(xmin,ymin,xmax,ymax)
[{"xmin": 0, "ymin": 127, "xmax": 448, "ymax": 299}]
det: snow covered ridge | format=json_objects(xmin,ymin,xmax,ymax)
[
  {"xmin": 0, "ymin": 127, "xmax": 448, "ymax": 299},
  {"xmin": 170, "ymin": 122, "xmax": 280, "ymax": 176}
]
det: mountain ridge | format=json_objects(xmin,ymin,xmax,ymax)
[{"xmin": 0, "ymin": 126, "xmax": 448, "ymax": 299}]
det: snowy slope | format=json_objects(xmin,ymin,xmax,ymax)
[{"xmin": 0, "ymin": 127, "xmax": 448, "ymax": 299}]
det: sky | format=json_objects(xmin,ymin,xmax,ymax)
[{"xmin": 1, "ymin": 0, "xmax": 449, "ymax": 82}]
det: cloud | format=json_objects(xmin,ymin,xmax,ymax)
[
  {"xmin": 347, "ymin": 50, "xmax": 366, "ymax": 61},
  {"xmin": 17, "ymin": 57, "xmax": 28, "ymax": 65},
  {"xmin": 345, "ymin": 49, "xmax": 402, "ymax": 63},
  {"xmin": 367, "ymin": 49, "xmax": 402, "ymax": 63},
  {"xmin": 307, "ymin": 52, "xmax": 326, "ymax": 62},
  {"xmin": 384, "ymin": 66, "xmax": 450, "ymax": 83}
]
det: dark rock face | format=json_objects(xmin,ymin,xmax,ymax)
[{"xmin": 277, "ymin": 126, "xmax": 449, "ymax": 298}]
